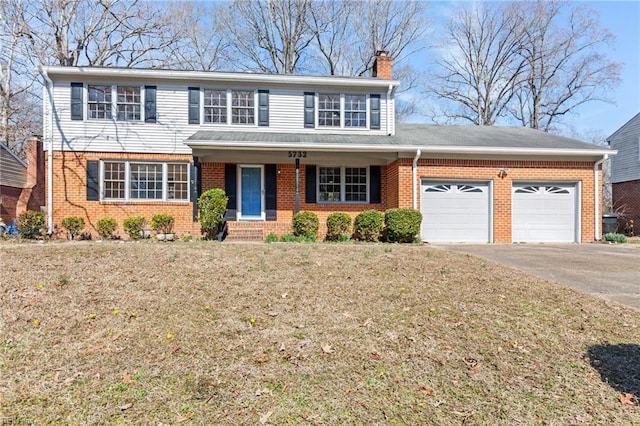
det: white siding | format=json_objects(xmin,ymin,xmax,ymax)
[
  {"xmin": 609, "ymin": 114, "xmax": 640, "ymax": 183},
  {"xmin": 47, "ymin": 77, "xmax": 393, "ymax": 154},
  {"xmin": 0, "ymin": 145, "xmax": 27, "ymax": 188}
]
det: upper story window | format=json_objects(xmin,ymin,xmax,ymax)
[
  {"xmin": 198, "ymin": 89, "xmax": 257, "ymax": 125},
  {"xmin": 204, "ymin": 90, "xmax": 227, "ymax": 124},
  {"xmin": 316, "ymin": 93, "xmax": 368, "ymax": 129},
  {"xmin": 88, "ymin": 85, "xmax": 112, "ymax": 120},
  {"xmin": 117, "ymin": 86, "xmax": 141, "ymax": 121},
  {"xmin": 232, "ymin": 90, "xmax": 255, "ymax": 124}
]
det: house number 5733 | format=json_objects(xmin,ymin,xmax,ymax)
[{"xmin": 288, "ymin": 151, "xmax": 307, "ymax": 158}]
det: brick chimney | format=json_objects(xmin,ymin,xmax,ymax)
[
  {"xmin": 372, "ymin": 50, "xmax": 393, "ymax": 79},
  {"xmin": 16, "ymin": 136, "xmax": 45, "ymax": 215}
]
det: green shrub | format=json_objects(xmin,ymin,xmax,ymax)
[
  {"xmin": 353, "ymin": 210, "xmax": 385, "ymax": 242},
  {"xmin": 123, "ymin": 216, "xmax": 147, "ymax": 240},
  {"xmin": 604, "ymin": 232, "xmax": 627, "ymax": 243},
  {"xmin": 326, "ymin": 212, "xmax": 352, "ymax": 241},
  {"xmin": 17, "ymin": 210, "xmax": 44, "ymax": 239},
  {"xmin": 384, "ymin": 208, "xmax": 422, "ymax": 243},
  {"xmin": 265, "ymin": 233, "xmax": 279, "ymax": 243},
  {"xmin": 96, "ymin": 217, "xmax": 117, "ymax": 239},
  {"xmin": 292, "ymin": 211, "xmax": 319, "ymax": 240},
  {"xmin": 151, "ymin": 214, "xmax": 175, "ymax": 234},
  {"xmin": 198, "ymin": 188, "xmax": 228, "ymax": 240},
  {"xmin": 61, "ymin": 216, "xmax": 85, "ymax": 240},
  {"xmin": 279, "ymin": 233, "xmax": 316, "ymax": 243}
]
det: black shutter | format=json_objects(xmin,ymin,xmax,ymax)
[
  {"xmin": 145, "ymin": 86, "xmax": 157, "ymax": 123},
  {"xmin": 304, "ymin": 92, "xmax": 315, "ymax": 128},
  {"xmin": 188, "ymin": 87, "xmax": 200, "ymax": 124},
  {"xmin": 224, "ymin": 164, "xmax": 237, "ymax": 221},
  {"xmin": 258, "ymin": 90, "xmax": 269, "ymax": 126},
  {"xmin": 305, "ymin": 165, "xmax": 316, "ymax": 203},
  {"xmin": 370, "ymin": 94, "xmax": 380, "ymax": 130},
  {"xmin": 71, "ymin": 82, "xmax": 83, "ymax": 121},
  {"xmin": 190, "ymin": 160, "xmax": 200, "ymax": 221},
  {"xmin": 265, "ymin": 164, "xmax": 277, "ymax": 220},
  {"xmin": 369, "ymin": 165, "xmax": 381, "ymax": 204},
  {"xmin": 86, "ymin": 160, "xmax": 99, "ymax": 201}
]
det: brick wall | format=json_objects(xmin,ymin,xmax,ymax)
[
  {"xmin": 395, "ymin": 158, "xmax": 597, "ymax": 243},
  {"xmin": 47, "ymin": 151, "xmax": 196, "ymax": 239},
  {"xmin": 0, "ymin": 185, "xmax": 22, "ymax": 223},
  {"xmin": 613, "ymin": 180, "xmax": 640, "ymax": 234}
]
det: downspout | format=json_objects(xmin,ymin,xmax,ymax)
[
  {"xmin": 412, "ymin": 149, "xmax": 421, "ymax": 210},
  {"xmin": 386, "ymin": 84, "xmax": 393, "ymax": 135},
  {"xmin": 594, "ymin": 154, "xmax": 608, "ymax": 241},
  {"xmin": 39, "ymin": 66, "xmax": 54, "ymax": 235}
]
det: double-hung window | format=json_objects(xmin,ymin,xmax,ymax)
[
  {"xmin": 202, "ymin": 89, "xmax": 255, "ymax": 125},
  {"xmin": 318, "ymin": 93, "xmax": 367, "ymax": 128},
  {"xmin": 101, "ymin": 161, "xmax": 189, "ymax": 201},
  {"xmin": 117, "ymin": 86, "xmax": 141, "ymax": 121},
  {"xmin": 318, "ymin": 94, "xmax": 341, "ymax": 127},
  {"xmin": 204, "ymin": 90, "xmax": 227, "ymax": 123},
  {"xmin": 232, "ymin": 90, "xmax": 255, "ymax": 124},
  {"xmin": 88, "ymin": 85, "xmax": 112, "ymax": 119},
  {"xmin": 344, "ymin": 95, "xmax": 366, "ymax": 127},
  {"xmin": 318, "ymin": 166, "xmax": 368, "ymax": 203}
]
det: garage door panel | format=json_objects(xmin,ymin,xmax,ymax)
[
  {"xmin": 512, "ymin": 184, "xmax": 577, "ymax": 243},
  {"xmin": 421, "ymin": 182, "xmax": 490, "ymax": 243}
]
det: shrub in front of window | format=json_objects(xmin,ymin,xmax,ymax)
[
  {"xmin": 96, "ymin": 217, "xmax": 118, "ymax": 240},
  {"xmin": 198, "ymin": 188, "xmax": 228, "ymax": 240},
  {"xmin": 292, "ymin": 211, "xmax": 319, "ymax": 240},
  {"xmin": 61, "ymin": 216, "xmax": 86, "ymax": 241},
  {"xmin": 353, "ymin": 210, "xmax": 384, "ymax": 242},
  {"xmin": 151, "ymin": 214, "xmax": 175, "ymax": 235},
  {"xmin": 17, "ymin": 210, "xmax": 45, "ymax": 239},
  {"xmin": 123, "ymin": 216, "xmax": 147, "ymax": 240},
  {"xmin": 325, "ymin": 212, "xmax": 352, "ymax": 242},
  {"xmin": 384, "ymin": 208, "xmax": 423, "ymax": 243}
]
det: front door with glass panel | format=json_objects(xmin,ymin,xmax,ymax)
[{"xmin": 240, "ymin": 166, "xmax": 263, "ymax": 219}]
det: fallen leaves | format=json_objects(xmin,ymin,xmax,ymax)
[{"xmin": 619, "ymin": 393, "xmax": 637, "ymax": 405}]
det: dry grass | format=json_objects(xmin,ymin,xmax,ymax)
[{"xmin": 1, "ymin": 241, "xmax": 640, "ymax": 425}]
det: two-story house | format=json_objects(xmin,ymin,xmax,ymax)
[
  {"xmin": 607, "ymin": 112, "xmax": 640, "ymax": 234},
  {"xmin": 41, "ymin": 52, "xmax": 613, "ymax": 243}
]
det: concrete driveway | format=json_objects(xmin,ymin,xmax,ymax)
[{"xmin": 432, "ymin": 243, "xmax": 640, "ymax": 310}]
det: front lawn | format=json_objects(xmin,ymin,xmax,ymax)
[{"xmin": 1, "ymin": 242, "xmax": 639, "ymax": 424}]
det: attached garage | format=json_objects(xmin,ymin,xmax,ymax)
[
  {"xmin": 512, "ymin": 183, "xmax": 579, "ymax": 243},
  {"xmin": 420, "ymin": 181, "xmax": 491, "ymax": 243}
]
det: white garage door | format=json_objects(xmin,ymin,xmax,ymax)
[
  {"xmin": 512, "ymin": 184, "xmax": 577, "ymax": 243},
  {"xmin": 420, "ymin": 182, "xmax": 491, "ymax": 243}
]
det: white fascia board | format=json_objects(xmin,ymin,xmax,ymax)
[
  {"xmin": 186, "ymin": 140, "xmax": 617, "ymax": 157},
  {"xmin": 42, "ymin": 66, "xmax": 400, "ymax": 89}
]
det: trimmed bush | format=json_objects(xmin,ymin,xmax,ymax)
[
  {"xmin": 292, "ymin": 211, "xmax": 319, "ymax": 240},
  {"xmin": 17, "ymin": 210, "xmax": 45, "ymax": 239},
  {"xmin": 326, "ymin": 212, "xmax": 352, "ymax": 241},
  {"xmin": 151, "ymin": 214, "xmax": 175, "ymax": 235},
  {"xmin": 604, "ymin": 232, "xmax": 627, "ymax": 243},
  {"xmin": 123, "ymin": 216, "xmax": 147, "ymax": 240},
  {"xmin": 353, "ymin": 210, "xmax": 385, "ymax": 242},
  {"xmin": 198, "ymin": 188, "xmax": 228, "ymax": 240},
  {"xmin": 61, "ymin": 216, "xmax": 85, "ymax": 240},
  {"xmin": 385, "ymin": 208, "xmax": 422, "ymax": 243},
  {"xmin": 96, "ymin": 217, "xmax": 118, "ymax": 239}
]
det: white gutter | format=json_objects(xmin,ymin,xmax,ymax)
[
  {"xmin": 412, "ymin": 149, "xmax": 421, "ymax": 209},
  {"xmin": 386, "ymin": 84, "xmax": 393, "ymax": 135},
  {"xmin": 39, "ymin": 66, "xmax": 54, "ymax": 235},
  {"xmin": 594, "ymin": 154, "xmax": 608, "ymax": 241}
]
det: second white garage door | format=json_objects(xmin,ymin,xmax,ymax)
[
  {"xmin": 512, "ymin": 184, "xmax": 578, "ymax": 243},
  {"xmin": 420, "ymin": 181, "xmax": 491, "ymax": 243}
]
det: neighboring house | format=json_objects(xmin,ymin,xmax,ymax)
[
  {"xmin": 41, "ymin": 52, "xmax": 613, "ymax": 243},
  {"xmin": 0, "ymin": 138, "xmax": 45, "ymax": 224},
  {"xmin": 607, "ymin": 112, "xmax": 640, "ymax": 234}
]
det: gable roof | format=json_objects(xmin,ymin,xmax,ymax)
[
  {"xmin": 186, "ymin": 124, "xmax": 614, "ymax": 157},
  {"xmin": 606, "ymin": 112, "xmax": 640, "ymax": 141}
]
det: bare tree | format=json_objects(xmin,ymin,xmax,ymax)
[
  {"xmin": 428, "ymin": 3, "xmax": 526, "ymax": 125},
  {"xmin": 160, "ymin": 1, "xmax": 231, "ymax": 71},
  {"xmin": 511, "ymin": 0, "xmax": 621, "ymax": 131},
  {"xmin": 223, "ymin": 0, "xmax": 314, "ymax": 74},
  {"xmin": 18, "ymin": 0, "xmax": 176, "ymax": 68}
]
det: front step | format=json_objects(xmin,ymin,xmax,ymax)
[{"xmin": 225, "ymin": 222, "xmax": 264, "ymax": 242}]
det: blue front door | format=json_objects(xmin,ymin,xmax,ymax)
[{"xmin": 241, "ymin": 167, "xmax": 262, "ymax": 217}]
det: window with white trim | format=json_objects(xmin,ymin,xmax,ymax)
[
  {"xmin": 117, "ymin": 86, "xmax": 141, "ymax": 121},
  {"xmin": 318, "ymin": 93, "xmax": 367, "ymax": 128},
  {"xmin": 88, "ymin": 85, "xmax": 112, "ymax": 119},
  {"xmin": 318, "ymin": 94, "xmax": 341, "ymax": 127},
  {"xmin": 318, "ymin": 166, "xmax": 368, "ymax": 203},
  {"xmin": 344, "ymin": 95, "xmax": 366, "ymax": 127},
  {"xmin": 204, "ymin": 90, "xmax": 227, "ymax": 123},
  {"xmin": 101, "ymin": 161, "xmax": 189, "ymax": 201},
  {"xmin": 231, "ymin": 90, "xmax": 255, "ymax": 124}
]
